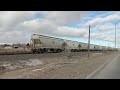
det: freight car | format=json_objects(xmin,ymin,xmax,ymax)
[
  {"xmin": 63, "ymin": 40, "xmax": 89, "ymax": 52},
  {"xmin": 90, "ymin": 44, "xmax": 95, "ymax": 51},
  {"xmin": 30, "ymin": 34, "xmax": 65, "ymax": 53},
  {"xmin": 94, "ymin": 45, "xmax": 100, "ymax": 51},
  {"xmin": 30, "ymin": 34, "xmax": 116, "ymax": 53},
  {"xmin": 63, "ymin": 40, "xmax": 81, "ymax": 52},
  {"xmin": 102, "ymin": 46, "xmax": 106, "ymax": 51}
]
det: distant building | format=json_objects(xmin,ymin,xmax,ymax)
[
  {"xmin": 0, "ymin": 44, "xmax": 11, "ymax": 49},
  {"xmin": 4, "ymin": 46, "xmax": 13, "ymax": 49},
  {"xmin": 12, "ymin": 43, "xmax": 27, "ymax": 48},
  {"xmin": 0, "ymin": 43, "xmax": 30, "ymax": 51}
]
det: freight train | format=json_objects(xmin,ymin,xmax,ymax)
[{"xmin": 30, "ymin": 34, "xmax": 117, "ymax": 53}]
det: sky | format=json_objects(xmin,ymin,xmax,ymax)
[{"xmin": 0, "ymin": 11, "xmax": 120, "ymax": 48}]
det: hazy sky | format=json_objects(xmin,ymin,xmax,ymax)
[{"xmin": 0, "ymin": 11, "xmax": 120, "ymax": 47}]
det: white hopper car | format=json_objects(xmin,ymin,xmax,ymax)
[
  {"xmin": 30, "ymin": 34, "xmax": 116, "ymax": 53},
  {"xmin": 30, "ymin": 34, "xmax": 65, "ymax": 53}
]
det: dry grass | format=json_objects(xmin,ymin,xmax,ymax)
[{"xmin": 0, "ymin": 48, "xmax": 32, "ymax": 55}]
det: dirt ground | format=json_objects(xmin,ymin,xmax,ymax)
[{"xmin": 0, "ymin": 51, "xmax": 119, "ymax": 79}]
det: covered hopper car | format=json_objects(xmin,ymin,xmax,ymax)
[{"xmin": 30, "ymin": 34, "xmax": 116, "ymax": 53}]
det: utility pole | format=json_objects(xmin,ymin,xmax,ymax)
[
  {"xmin": 115, "ymin": 20, "xmax": 120, "ymax": 49},
  {"xmin": 115, "ymin": 23, "xmax": 116, "ymax": 49},
  {"xmin": 88, "ymin": 25, "xmax": 90, "ymax": 58}
]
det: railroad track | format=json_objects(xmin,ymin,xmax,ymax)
[{"xmin": 0, "ymin": 50, "xmax": 113, "ymax": 55}]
